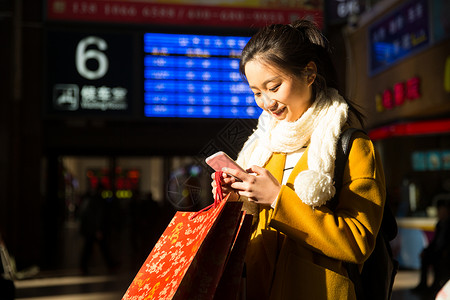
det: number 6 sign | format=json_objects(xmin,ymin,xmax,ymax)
[
  {"xmin": 76, "ymin": 36, "xmax": 109, "ymax": 80},
  {"xmin": 45, "ymin": 30, "xmax": 134, "ymax": 115}
]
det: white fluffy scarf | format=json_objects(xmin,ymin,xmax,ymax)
[{"xmin": 237, "ymin": 88, "xmax": 349, "ymax": 208}]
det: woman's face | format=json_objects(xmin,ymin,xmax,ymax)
[{"xmin": 245, "ymin": 60, "xmax": 315, "ymax": 122}]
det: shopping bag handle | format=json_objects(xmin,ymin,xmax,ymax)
[
  {"xmin": 213, "ymin": 171, "xmax": 224, "ymax": 206},
  {"xmin": 190, "ymin": 171, "xmax": 224, "ymax": 219}
]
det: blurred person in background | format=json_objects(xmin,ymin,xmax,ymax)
[
  {"xmin": 413, "ymin": 196, "xmax": 450, "ymax": 296},
  {"xmin": 79, "ymin": 185, "xmax": 118, "ymax": 275}
]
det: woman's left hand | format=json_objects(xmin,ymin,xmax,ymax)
[{"xmin": 224, "ymin": 165, "xmax": 281, "ymax": 206}]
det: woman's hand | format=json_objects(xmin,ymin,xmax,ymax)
[
  {"xmin": 211, "ymin": 171, "xmax": 238, "ymax": 198},
  {"xmin": 225, "ymin": 165, "xmax": 281, "ymax": 206}
]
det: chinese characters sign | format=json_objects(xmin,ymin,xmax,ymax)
[
  {"xmin": 327, "ymin": 0, "xmax": 366, "ymax": 24},
  {"xmin": 46, "ymin": 30, "xmax": 133, "ymax": 116},
  {"xmin": 375, "ymin": 76, "xmax": 421, "ymax": 112},
  {"xmin": 46, "ymin": 0, "xmax": 323, "ymax": 28},
  {"xmin": 87, "ymin": 168, "xmax": 140, "ymax": 199},
  {"xmin": 369, "ymin": 0, "xmax": 429, "ymax": 75}
]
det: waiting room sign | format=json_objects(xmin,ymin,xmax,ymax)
[{"xmin": 45, "ymin": 30, "xmax": 135, "ymax": 116}]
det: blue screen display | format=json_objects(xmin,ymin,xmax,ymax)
[
  {"xmin": 368, "ymin": 0, "xmax": 429, "ymax": 75},
  {"xmin": 143, "ymin": 33, "xmax": 262, "ymax": 119}
]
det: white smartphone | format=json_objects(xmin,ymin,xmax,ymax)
[{"xmin": 205, "ymin": 151, "xmax": 247, "ymax": 173}]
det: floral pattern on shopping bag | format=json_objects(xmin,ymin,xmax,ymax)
[
  {"xmin": 173, "ymin": 202, "xmax": 244, "ymax": 300},
  {"xmin": 122, "ymin": 197, "xmax": 228, "ymax": 300}
]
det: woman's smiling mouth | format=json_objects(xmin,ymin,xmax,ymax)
[{"xmin": 270, "ymin": 106, "xmax": 286, "ymax": 116}]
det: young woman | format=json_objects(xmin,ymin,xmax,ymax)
[{"xmin": 212, "ymin": 19, "xmax": 386, "ymax": 299}]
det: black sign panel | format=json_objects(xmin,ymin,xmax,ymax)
[
  {"xmin": 46, "ymin": 30, "xmax": 134, "ymax": 116},
  {"xmin": 368, "ymin": 0, "xmax": 430, "ymax": 75}
]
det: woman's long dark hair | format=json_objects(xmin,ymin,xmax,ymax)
[{"xmin": 239, "ymin": 19, "xmax": 365, "ymax": 126}]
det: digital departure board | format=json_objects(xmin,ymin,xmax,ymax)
[{"xmin": 143, "ymin": 33, "xmax": 262, "ymax": 119}]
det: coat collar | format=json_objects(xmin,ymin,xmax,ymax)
[
  {"xmin": 287, "ymin": 148, "xmax": 309, "ymax": 186},
  {"xmin": 264, "ymin": 153, "xmax": 286, "ymax": 184},
  {"xmin": 263, "ymin": 148, "xmax": 310, "ymax": 185}
]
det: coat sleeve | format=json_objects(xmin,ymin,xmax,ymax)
[{"xmin": 269, "ymin": 132, "xmax": 386, "ymax": 264}]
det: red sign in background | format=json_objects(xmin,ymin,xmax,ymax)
[
  {"xmin": 46, "ymin": 0, "xmax": 323, "ymax": 28},
  {"xmin": 87, "ymin": 168, "xmax": 140, "ymax": 191}
]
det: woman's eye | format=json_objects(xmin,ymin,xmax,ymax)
[
  {"xmin": 269, "ymin": 84, "xmax": 280, "ymax": 92},
  {"xmin": 254, "ymin": 93, "xmax": 261, "ymax": 97}
]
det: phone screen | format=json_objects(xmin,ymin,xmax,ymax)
[{"xmin": 205, "ymin": 151, "xmax": 246, "ymax": 173}]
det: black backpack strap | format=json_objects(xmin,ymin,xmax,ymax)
[{"xmin": 328, "ymin": 128, "xmax": 365, "ymax": 211}]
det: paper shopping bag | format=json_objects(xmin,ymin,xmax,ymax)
[
  {"xmin": 214, "ymin": 213, "xmax": 253, "ymax": 300},
  {"xmin": 122, "ymin": 193, "xmax": 245, "ymax": 300}
]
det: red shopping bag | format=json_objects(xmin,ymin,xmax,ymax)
[{"xmin": 122, "ymin": 173, "xmax": 250, "ymax": 300}]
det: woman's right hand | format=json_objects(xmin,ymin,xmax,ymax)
[{"xmin": 211, "ymin": 171, "xmax": 237, "ymax": 197}]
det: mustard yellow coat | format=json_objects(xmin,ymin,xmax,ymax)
[{"xmin": 243, "ymin": 131, "xmax": 386, "ymax": 300}]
